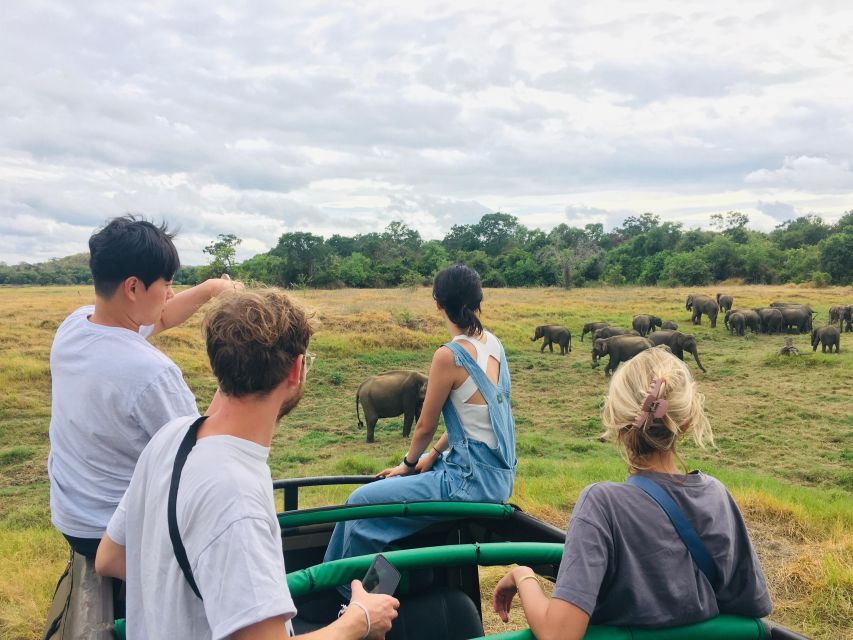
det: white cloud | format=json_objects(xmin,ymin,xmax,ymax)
[{"xmin": 745, "ymin": 156, "xmax": 853, "ymax": 192}]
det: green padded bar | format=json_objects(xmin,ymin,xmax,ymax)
[
  {"xmin": 287, "ymin": 542, "xmax": 564, "ymax": 597},
  {"xmin": 475, "ymin": 615, "xmax": 767, "ymax": 640},
  {"xmin": 115, "ymin": 617, "xmax": 126, "ymax": 639},
  {"xmin": 278, "ymin": 501, "xmax": 514, "ymax": 529},
  {"xmin": 114, "ymin": 613, "xmax": 765, "ymax": 640}
]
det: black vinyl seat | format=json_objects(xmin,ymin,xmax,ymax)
[{"xmin": 291, "ymin": 586, "xmax": 484, "ymax": 640}]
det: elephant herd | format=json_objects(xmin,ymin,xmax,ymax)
[{"xmin": 355, "ymin": 295, "xmax": 848, "ymax": 441}]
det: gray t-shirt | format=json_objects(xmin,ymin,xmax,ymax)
[
  {"xmin": 552, "ymin": 471, "xmax": 772, "ymax": 628},
  {"xmin": 48, "ymin": 306, "xmax": 199, "ymax": 538}
]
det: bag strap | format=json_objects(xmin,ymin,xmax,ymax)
[
  {"xmin": 168, "ymin": 416, "xmax": 208, "ymax": 600},
  {"xmin": 625, "ymin": 474, "xmax": 719, "ymax": 587}
]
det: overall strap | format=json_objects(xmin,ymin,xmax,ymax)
[
  {"xmin": 625, "ymin": 474, "xmax": 719, "ymax": 587},
  {"xmin": 444, "ymin": 340, "xmax": 516, "ymax": 468},
  {"xmin": 168, "ymin": 416, "xmax": 208, "ymax": 600},
  {"xmin": 444, "ymin": 340, "xmax": 500, "ymax": 404}
]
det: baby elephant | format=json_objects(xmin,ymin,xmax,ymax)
[
  {"xmin": 811, "ymin": 326, "xmax": 840, "ymax": 353},
  {"xmin": 632, "ymin": 314, "xmax": 662, "ymax": 337},
  {"xmin": 661, "ymin": 320, "xmax": 678, "ymax": 330},
  {"xmin": 356, "ymin": 370, "xmax": 428, "ymax": 443},
  {"xmin": 580, "ymin": 321, "xmax": 609, "ymax": 341},
  {"xmin": 591, "ymin": 335, "xmax": 655, "ymax": 376},
  {"xmin": 532, "ymin": 325, "xmax": 572, "ymax": 355}
]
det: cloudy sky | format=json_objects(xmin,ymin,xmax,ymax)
[{"xmin": 2, "ymin": 1, "xmax": 852, "ymax": 265}]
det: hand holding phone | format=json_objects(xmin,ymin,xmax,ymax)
[{"xmin": 362, "ymin": 554, "xmax": 401, "ymax": 596}]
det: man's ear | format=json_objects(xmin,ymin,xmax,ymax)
[
  {"xmin": 122, "ymin": 277, "xmax": 140, "ymax": 301},
  {"xmin": 287, "ymin": 354, "xmax": 304, "ymax": 386}
]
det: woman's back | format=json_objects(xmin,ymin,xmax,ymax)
[
  {"xmin": 449, "ymin": 330, "xmax": 504, "ymax": 448},
  {"xmin": 554, "ymin": 471, "xmax": 771, "ymax": 628}
]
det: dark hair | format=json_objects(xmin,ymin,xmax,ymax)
[
  {"xmin": 88, "ymin": 215, "xmax": 180, "ymax": 298},
  {"xmin": 203, "ymin": 288, "xmax": 314, "ymax": 397},
  {"xmin": 432, "ymin": 264, "xmax": 483, "ymax": 336}
]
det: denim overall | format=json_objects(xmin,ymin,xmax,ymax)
[{"xmin": 324, "ymin": 338, "xmax": 517, "ymax": 562}]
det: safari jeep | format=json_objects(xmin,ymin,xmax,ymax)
[{"xmin": 45, "ymin": 475, "xmax": 811, "ymax": 640}]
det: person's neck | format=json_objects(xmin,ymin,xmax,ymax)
[
  {"xmin": 445, "ymin": 318, "xmax": 481, "ymax": 340},
  {"xmin": 630, "ymin": 451, "xmax": 681, "ymax": 475},
  {"xmin": 198, "ymin": 396, "xmax": 279, "ymax": 447},
  {"xmin": 89, "ymin": 297, "xmax": 140, "ymax": 332}
]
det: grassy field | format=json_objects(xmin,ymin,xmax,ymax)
[{"xmin": 0, "ymin": 284, "xmax": 851, "ymax": 639}]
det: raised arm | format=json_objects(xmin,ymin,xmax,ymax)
[{"xmin": 151, "ymin": 276, "xmax": 243, "ymax": 335}]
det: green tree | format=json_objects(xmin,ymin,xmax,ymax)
[
  {"xmin": 818, "ymin": 232, "xmax": 853, "ymax": 284},
  {"xmin": 381, "ymin": 221, "xmax": 422, "ymax": 260},
  {"xmin": 770, "ymin": 215, "xmax": 829, "ymax": 250},
  {"xmin": 269, "ymin": 232, "xmax": 328, "ymax": 286},
  {"xmin": 698, "ymin": 236, "xmax": 742, "ymax": 281},
  {"xmin": 237, "ymin": 254, "xmax": 285, "ymax": 284},
  {"xmin": 497, "ymin": 248, "xmax": 541, "ymax": 286},
  {"xmin": 338, "ymin": 252, "xmax": 373, "ymax": 287},
  {"xmin": 201, "ymin": 234, "xmax": 242, "ymax": 278},
  {"xmin": 710, "ymin": 211, "xmax": 749, "ymax": 243},
  {"xmin": 417, "ymin": 241, "xmax": 449, "ymax": 278},
  {"xmin": 473, "ymin": 213, "xmax": 522, "ymax": 256},
  {"xmin": 660, "ymin": 252, "xmax": 712, "ymax": 286},
  {"xmin": 638, "ymin": 251, "xmax": 673, "ymax": 285},
  {"xmin": 778, "ymin": 246, "xmax": 820, "ymax": 283},
  {"xmin": 739, "ymin": 236, "xmax": 780, "ymax": 283}
]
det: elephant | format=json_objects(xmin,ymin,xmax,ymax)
[
  {"xmin": 356, "ymin": 370, "xmax": 428, "ymax": 443},
  {"xmin": 592, "ymin": 326, "xmax": 637, "ymax": 341},
  {"xmin": 728, "ymin": 312, "xmax": 746, "ymax": 336},
  {"xmin": 756, "ymin": 307, "xmax": 784, "ymax": 334},
  {"xmin": 661, "ymin": 320, "xmax": 678, "ymax": 330},
  {"xmin": 581, "ymin": 321, "xmax": 609, "ymax": 341},
  {"xmin": 724, "ymin": 308, "xmax": 760, "ymax": 333},
  {"xmin": 778, "ymin": 306, "xmax": 813, "ymax": 334},
  {"xmin": 716, "ymin": 293, "xmax": 733, "ymax": 312},
  {"xmin": 631, "ymin": 314, "xmax": 663, "ymax": 337},
  {"xmin": 811, "ymin": 326, "xmax": 840, "ymax": 353},
  {"xmin": 532, "ymin": 325, "xmax": 572, "ymax": 355},
  {"xmin": 591, "ymin": 335, "xmax": 655, "ymax": 376},
  {"xmin": 829, "ymin": 305, "xmax": 844, "ymax": 326},
  {"xmin": 647, "ymin": 330, "xmax": 707, "ymax": 372},
  {"xmin": 842, "ymin": 305, "xmax": 853, "ymax": 332},
  {"xmin": 686, "ymin": 294, "xmax": 718, "ymax": 328},
  {"xmin": 770, "ymin": 301, "xmax": 816, "ymax": 317}
]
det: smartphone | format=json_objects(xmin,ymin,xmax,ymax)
[{"xmin": 361, "ymin": 554, "xmax": 401, "ymax": 596}]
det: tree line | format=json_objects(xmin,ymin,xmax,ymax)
[{"xmin": 2, "ymin": 211, "xmax": 852, "ymax": 287}]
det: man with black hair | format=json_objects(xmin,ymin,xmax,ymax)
[{"xmin": 48, "ymin": 215, "xmax": 241, "ymax": 558}]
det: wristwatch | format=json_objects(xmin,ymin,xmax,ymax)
[{"xmin": 402, "ymin": 455, "xmax": 417, "ymax": 468}]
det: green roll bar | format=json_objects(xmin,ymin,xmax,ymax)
[
  {"xmin": 477, "ymin": 615, "xmax": 767, "ymax": 639},
  {"xmin": 278, "ymin": 501, "xmax": 514, "ymax": 529},
  {"xmin": 287, "ymin": 542, "xmax": 563, "ymax": 596},
  {"xmin": 114, "ymin": 543, "xmax": 768, "ymax": 640}
]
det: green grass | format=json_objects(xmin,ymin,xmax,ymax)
[{"xmin": 0, "ymin": 284, "xmax": 852, "ymax": 639}]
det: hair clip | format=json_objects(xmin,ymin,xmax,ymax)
[{"xmin": 632, "ymin": 378, "xmax": 668, "ymax": 430}]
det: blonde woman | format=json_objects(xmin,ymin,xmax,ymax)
[{"xmin": 493, "ymin": 347, "xmax": 771, "ymax": 639}]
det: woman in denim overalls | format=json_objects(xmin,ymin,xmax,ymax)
[{"xmin": 325, "ymin": 265, "xmax": 517, "ymax": 562}]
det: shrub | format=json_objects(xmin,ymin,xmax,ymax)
[{"xmin": 811, "ymin": 271, "xmax": 831, "ymax": 288}]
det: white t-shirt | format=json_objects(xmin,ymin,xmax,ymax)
[
  {"xmin": 107, "ymin": 416, "xmax": 296, "ymax": 640},
  {"xmin": 48, "ymin": 306, "xmax": 199, "ymax": 538}
]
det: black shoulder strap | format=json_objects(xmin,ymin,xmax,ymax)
[
  {"xmin": 626, "ymin": 474, "xmax": 719, "ymax": 587},
  {"xmin": 168, "ymin": 416, "xmax": 208, "ymax": 600}
]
